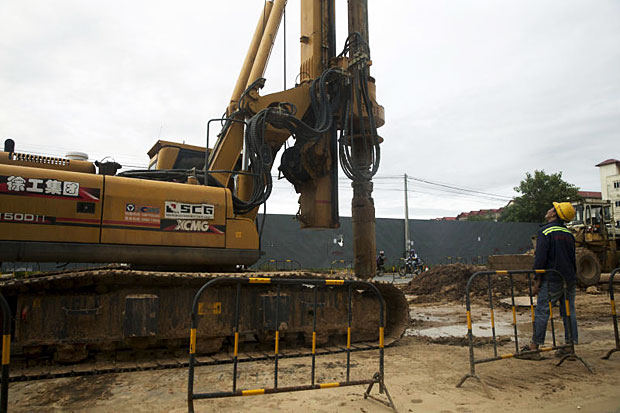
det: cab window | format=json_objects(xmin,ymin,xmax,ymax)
[
  {"xmin": 148, "ymin": 155, "xmax": 158, "ymax": 170},
  {"xmin": 173, "ymin": 149, "xmax": 206, "ymax": 170},
  {"xmin": 571, "ymin": 205, "xmax": 583, "ymax": 225}
]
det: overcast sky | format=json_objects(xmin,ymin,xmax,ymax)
[{"xmin": 1, "ymin": 1, "xmax": 618, "ymax": 220}]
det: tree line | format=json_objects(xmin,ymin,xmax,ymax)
[{"xmin": 491, "ymin": 170, "xmax": 581, "ymax": 223}]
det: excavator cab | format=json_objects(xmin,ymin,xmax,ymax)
[{"xmin": 147, "ymin": 140, "xmax": 210, "ymax": 171}]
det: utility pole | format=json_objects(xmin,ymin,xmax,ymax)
[{"xmin": 404, "ymin": 173, "xmax": 410, "ymax": 255}]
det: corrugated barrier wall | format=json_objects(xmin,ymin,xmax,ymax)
[{"xmin": 255, "ymin": 214, "xmax": 540, "ymax": 269}]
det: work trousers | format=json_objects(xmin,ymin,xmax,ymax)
[{"xmin": 533, "ymin": 280, "xmax": 578, "ymax": 346}]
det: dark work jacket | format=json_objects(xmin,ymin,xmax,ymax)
[{"xmin": 533, "ymin": 219, "xmax": 577, "ymax": 285}]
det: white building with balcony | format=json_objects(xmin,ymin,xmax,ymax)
[{"xmin": 596, "ymin": 159, "xmax": 620, "ymax": 229}]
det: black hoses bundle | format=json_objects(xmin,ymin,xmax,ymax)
[
  {"xmin": 234, "ymin": 68, "xmax": 349, "ymax": 214},
  {"xmin": 338, "ymin": 32, "xmax": 381, "ymax": 182}
]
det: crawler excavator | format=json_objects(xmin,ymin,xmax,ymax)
[{"xmin": 0, "ymin": 0, "xmax": 408, "ymax": 362}]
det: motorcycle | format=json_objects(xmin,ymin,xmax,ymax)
[
  {"xmin": 398, "ymin": 256, "xmax": 424, "ymax": 276},
  {"xmin": 376, "ymin": 258, "xmax": 386, "ymax": 276}
]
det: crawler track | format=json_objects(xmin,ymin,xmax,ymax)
[
  {"xmin": 1, "ymin": 267, "xmax": 408, "ymax": 383},
  {"xmin": 9, "ymin": 342, "xmax": 383, "ymax": 383}
]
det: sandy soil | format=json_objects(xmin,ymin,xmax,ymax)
[{"xmin": 8, "ymin": 289, "xmax": 620, "ymax": 412}]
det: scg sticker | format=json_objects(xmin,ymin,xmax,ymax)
[{"xmin": 164, "ymin": 202, "xmax": 214, "ymax": 220}]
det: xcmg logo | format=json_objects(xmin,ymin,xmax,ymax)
[{"xmin": 174, "ymin": 220, "xmax": 210, "ymax": 232}]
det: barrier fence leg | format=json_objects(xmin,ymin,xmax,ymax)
[
  {"xmin": 311, "ymin": 286, "xmax": 317, "ymax": 386},
  {"xmin": 455, "ymin": 285, "xmax": 493, "ymax": 399},
  {"xmin": 602, "ymin": 271, "xmax": 619, "ymax": 360},
  {"xmin": 528, "ymin": 274, "xmax": 535, "ymax": 335},
  {"xmin": 274, "ymin": 284, "xmax": 280, "ymax": 389},
  {"xmin": 232, "ymin": 283, "xmax": 241, "ymax": 392},
  {"xmin": 0, "ymin": 360, "xmax": 7, "ymax": 413},
  {"xmin": 556, "ymin": 285, "xmax": 593, "ymax": 373},
  {"xmin": 362, "ymin": 284, "xmax": 398, "ymax": 412},
  {"xmin": 364, "ymin": 372, "xmax": 398, "ymax": 412},
  {"xmin": 456, "ymin": 364, "xmax": 492, "ymax": 399},
  {"xmin": 509, "ymin": 274, "xmax": 520, "ymax": 354},
  {"xmin": 487, "ymin": 274, "xmax": 498, "ymax": 358},
  {"xmin": 346, "ymin": 285, "xmax": 352, "ymax": 382},
  {"xmin": 1, "ymin": 296, "xmax": 10, "ymax": 413},
  {"xmin": 188, "ymin": 342, "xmax": 196, "ymax": 413}
]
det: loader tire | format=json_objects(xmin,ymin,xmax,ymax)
[{"xmin": 576, "ymin": 248, "xmax": 601, "ymax": 287}]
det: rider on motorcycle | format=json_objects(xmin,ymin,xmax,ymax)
[{"xmin": 376, "ymin": 250, "xmax": 386, "ymax": 270}]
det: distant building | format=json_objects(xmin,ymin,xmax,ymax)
[
  {"xmin": 577, "ymin": 191, "xmax": 602, "ymax": 199},
  {"xmin": 434, "ymin": 208, "xmax": 503, "ymax": 221},
  {"xmin": 596, "ymin": 159, "xmax": 620, "ymax": 228},
  {"xmin": 455, "ymin": 208, "xmax": 503, "ymax": 222}
]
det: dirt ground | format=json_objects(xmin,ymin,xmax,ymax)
[{"xmin": 8, "ymin": 280, "xmax": 620, "ymax": 412}]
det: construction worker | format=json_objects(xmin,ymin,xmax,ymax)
[{"xmin": 520, "ymin": 201, "xmax": 577, "ymax": 359}]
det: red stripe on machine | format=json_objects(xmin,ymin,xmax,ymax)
[{"xmin": 103, "ymin": 220, "xmax": 160, "ymax": 228}]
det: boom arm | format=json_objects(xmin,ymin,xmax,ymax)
[{"xmin": 206, "ymin": 0, "xmax": 384, "ymax": 277}]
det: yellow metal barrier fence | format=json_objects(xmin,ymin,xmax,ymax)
[
  {"xmin": 456, "ymin": 269, "xmax": 592, "ymax": 398},
  {"xmin": 602, "ymin": 268, "xmax": 620, "ymax": 360},
  {"xmin": 187, "ymin": 277, "xmax": 396, "ymax": 412}
]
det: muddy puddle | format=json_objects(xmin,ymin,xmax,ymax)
[{"xmin": 406, "ymin": 305, "xmax": 520, "ymax": 340}]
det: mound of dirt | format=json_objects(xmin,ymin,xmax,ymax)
[{"xmin": 403, "ymin": 263, "xmax": 532, "ymax": 303}]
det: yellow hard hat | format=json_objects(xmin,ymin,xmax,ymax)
[{"xmin": 553, "ymin": 202, "xmax": 575, "ymax": 222}]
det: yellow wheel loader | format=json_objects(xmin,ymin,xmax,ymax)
[{"xmin": 569, "ymin": 198, "xmax": 619, "ymax": 285}]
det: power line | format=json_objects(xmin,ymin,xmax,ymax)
[
  {"xmin": 407, "ymin": 182, "xmax": 509, "ymax": 202},
  {"xmin": 271, "ymin": 173, "xmax": 512, "ymax": 204},
  {"xmin": 271, "ymin": 184, "xmax": 507, "ymax": 206},
  {"xmin": 406, "ymin": 175, "xmax": 512, "ymax": 201}
]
